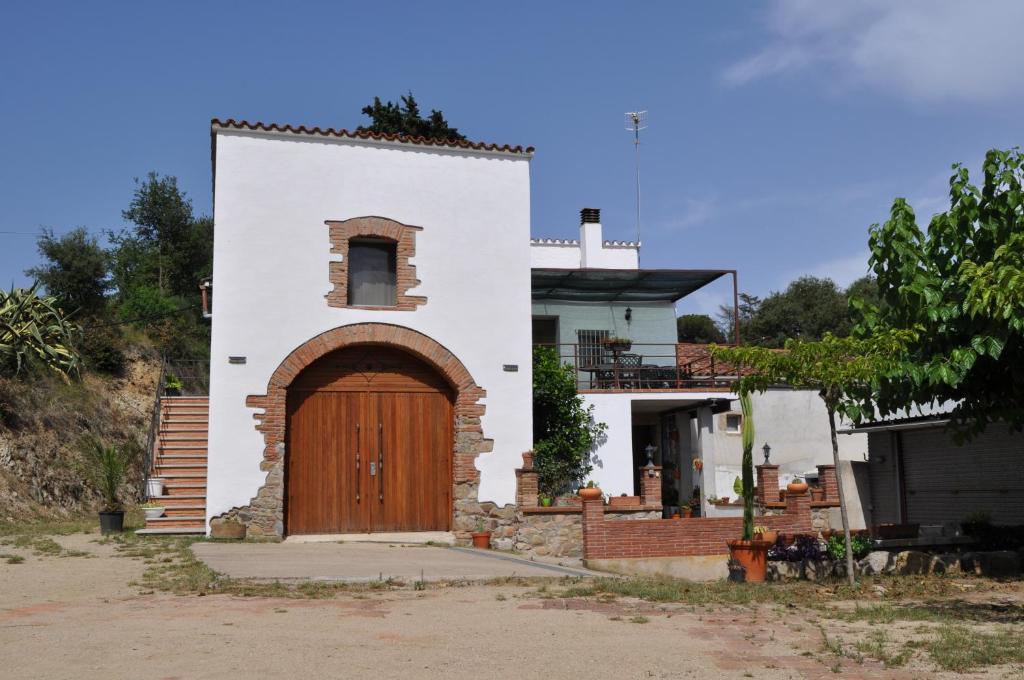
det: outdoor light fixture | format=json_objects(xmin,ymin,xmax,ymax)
[
  {"xmin": 625, "ymin": 307, "xmax": 632, "ymax": 323},
  {"xmin": 645, "ymin": 443, "xmax": 657, "ymax": 467},
  {"xmin": 762, "ymin": 443, "xmax": 771, "ymax": 465}
]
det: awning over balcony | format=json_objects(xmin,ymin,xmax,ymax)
[{"xmin": 531, "ymin": 268, "xmax": 729, "ymax": 303}]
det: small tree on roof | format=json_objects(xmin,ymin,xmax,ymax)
[{"xmin": 711, "ymin": 331, "xmax": 913, "ymax": 585}]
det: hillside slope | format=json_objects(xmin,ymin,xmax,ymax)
[{"xmin": 0, "ymin": 350, "xmax": 159, "ymax": 520}]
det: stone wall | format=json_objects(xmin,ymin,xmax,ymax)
[{"xmin": 512, "ymin": 508, "xmax": 663, "ymax": 559}]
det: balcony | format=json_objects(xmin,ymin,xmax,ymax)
[{"xmin": 535, "ymin": 342, "xmax": 736, "ymax": 392}]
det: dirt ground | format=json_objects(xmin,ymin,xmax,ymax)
[{"xmin": 2, "ymin": 532, "xmax": 1023, "ymax": 680}]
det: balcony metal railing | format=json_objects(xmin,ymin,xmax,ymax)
[{"xmin": 534, "ymin": 342, "xmax": 735, "ymax": 391}]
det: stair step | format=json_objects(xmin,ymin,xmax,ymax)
[
  {"xmin": 155, "ymin": 467, "xmax": 207, "ymax": 477},
  {"xmin": 162, "ymin": 396, "xmax": 209, "ymax": 403},
  {"xmin": 157, "ymin": 471, "xmax": 207, "ymax": 478},
  {"xmin": 163, "ymin": 485, "xmax": 207, "ymax": 496},
  {"xmin": 163, "ymin": 505, "xmax": 206, "ymax": 517},
  {"xmin": 144, "ymin": 516, "xmax": 206, "ymax": 529},
  {"xmin": 159, "ymin": 445, "xmax": 208, "ymax": 453},
  {"xmin": 136, "ymin": 527, "xmax": 206, "ymax": 535},
  {"xmin": 151, "ymin": 494, "xmax": 205, "ymax": 506},
  {"xmin": 156, "ymin": 456, "xmax": 208, "ymax": 466}
]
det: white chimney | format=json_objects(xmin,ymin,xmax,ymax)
[{"xmin": 579, "ymin": 207, "xmax": 603, "ymax": 268}]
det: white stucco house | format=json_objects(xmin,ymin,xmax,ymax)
[{"xmin": 141, "ymin": 118, "xmax": 866, "ymax": 540}]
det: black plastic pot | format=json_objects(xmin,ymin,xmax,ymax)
[{"xmin": 99, "ymin": 511, "xmax": 125, "ymax": 535}]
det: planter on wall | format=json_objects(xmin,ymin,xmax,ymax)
[
  {"xmin": 787, "ymin": 480, "xmax": 809, "ymax": 494},
  {"xmin": 578, "ymin": 487, "xmax": 603, "ymax": 501},
  {"xmin": 811, "ymin": 487, "xmax": 825, "ymax": 501},
  {"xmin": 726, "ymin": 539, "xmax": 771, "ymax": 582}
]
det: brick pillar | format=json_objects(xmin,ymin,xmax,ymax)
[
  {"xmin": 639, "ymin": 465, "xmax": 663, "ymax": 507},
  {"xmin": 581, "ymin": 497, "xmax": 606, "ymax": 559},
  {"xmin": 756, "ymin": 464, "xmax": 780, "ymax": 505},
  {"xmin": 785, "ymin": 487, "xmax": 813, "ymax": 532},
  {"xmin": 817, "ymin": 465, "xmax": 838, "ymax": 502},
  {"xmin": 515, "ymin": 451, "xmax": 538, "ymax": 507}
]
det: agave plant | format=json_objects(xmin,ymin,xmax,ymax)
[
  {"xmin": 79, "ymin": 438, "xmax": 128, "ymax": 512},
  {"xmin": 0, "ymin": 282, "xmax": 81, "ymax": 379}
]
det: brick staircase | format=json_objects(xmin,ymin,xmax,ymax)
[{"xmin": 138, "ymin": 396, "xmax": 208, "ymax": 535}]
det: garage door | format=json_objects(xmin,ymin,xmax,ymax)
[
  {"xmin": 901, "ymin": 428, "xmax": 1024, "ymax": 525},
  {"xmin": 285, "ymin": 346, "xmax": 454, "ymax": 534}
]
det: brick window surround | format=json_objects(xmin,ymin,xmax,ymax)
[
  {"xmin": 325, "ymin": 216, "xmax": 426, "ymax": 311},
  {"xmin": 212, "ymin": 323, "xmax": 491, "ymax": 539}
]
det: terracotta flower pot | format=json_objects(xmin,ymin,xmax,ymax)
[
  {"xmin": 579, "ymin": 487, "xmax": 603, "ymax": 501},
  {"xmin": 726, "ymin": 539, "xmax": 770, "ymax": 582},
  {"xmin": 787, "ymin": 480, "xmax": 809, "ymax": 494},
  {"xmin": 471, "ymin": 531, "xmax": 492, "ymax": 549},
  {"xmin": 682, "ymin": 507, "xmax": 693, "ymax": 518},
  {"xmin": 811, "ymin": 487, "xmax": 825, "ymax": 501}
]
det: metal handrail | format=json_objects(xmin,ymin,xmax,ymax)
[
  {"xmin": 141, "ymin": 355, "xmax": 168, "ymax": 498},
  {"xmin": 533, "ymin": 342, "xmax": 735, "ymax": 391}
]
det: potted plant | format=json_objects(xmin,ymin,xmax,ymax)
[
  {"xmin": 578, "ymin": 480, "xmax": 603, "ymax": 501},
  {"xmin": 80, "ymin": 438, "xmax": 129, "ymax": 535},
  {"xmin": 538, "ymin": 494, "xmax": 553, "ymax": 508},
  {"xmin": 146, "ymin": 475, "xmax": 165, "ymax": 498},
  {"xmin": 164, "ymin": 373, "xmax": 183, "ymax": 396},
  {"xmin": 141, "ymin": 500, "xmax": 165, "ymax": 520},
  {"xmin": 787, "ymin": 477, "xmax": 809, "ymax": 494},
  {"xmin": 601, "ymin": 336, "xmax": 633, "ymax": 353},
  {"xmin": 753, "ymin": 525, "xmax": 778, "ymax": 545},
  {"xmin": 726, "ymin": 392, "xmax": 770, "ymax": 582},
  {"xmin": 470, "ymin": 518, "xmax": 491, "ymax": 549},
  {"xmin": 810, "ymin": 486, "xmax": 825, "ymax": 501}
]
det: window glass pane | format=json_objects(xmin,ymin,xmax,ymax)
[
  {"xmin": 725, "ymin": 414, "xmax": 741, "ymax": 432},
  {"xmin": 348, "ymin": 241, "xmax": 397, "ymax": 306}
]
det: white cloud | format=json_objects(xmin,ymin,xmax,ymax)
[
  {"xmin": 723, "ymin": 0, "xmax": 1024, "ymax": 103},
  {"xmin": 655, "ymin": 196, "xmax": 717, "ymax": 232}
]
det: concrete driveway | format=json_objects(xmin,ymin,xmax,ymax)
[{"xmin": 191, "ymin": 541, "xmax": 599, "ymax": 582}]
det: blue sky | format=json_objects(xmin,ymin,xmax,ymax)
[{"xmin": 2, "ymin": 1, "xmax": 1021, "ymax": 318}]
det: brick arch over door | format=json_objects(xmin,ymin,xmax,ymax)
[{"xmin": 216, "ymin": 323, "xmax": 491, "ymax": 539}]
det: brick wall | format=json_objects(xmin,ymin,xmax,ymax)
[
  {"xmin": 582, "ymin": 490, "xmax": 813, "ymax": 560},
  {"xmin": 817, "ymin": 465, "xmax": 838, "ymax": 502}
]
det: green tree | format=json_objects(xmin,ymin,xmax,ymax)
[
  {"xmin": 711, "ymin": 331, "xmax": 913, "ymax": 585},
  {"xmin": 110, "ymin": 173, "xmax": 212, "ymax": 357},
  {"xmin": 25, "ymin": 228, "xmax": 110, "ymax": 317},
  {"xmin": 853, "ymin": 148, "xmax": 1024, "ymax": 435},
  {"xmin": 532, "ymin": 346, "xmax": 607, "ymax": 496},
  {"xmin": 676, "ymin": 314, "xmax": 726, "ymax": 344},
  {"xmin": 0, "ymin": 283, "xmax": 81, "ymax": 379},
  {"xmin": 746, "ymin": 277, "xmax": 851, "ymax": 347},
  {"xmin": 358, "ymin": 93, "xmax": 465, "ymax": 141},
  {"xmin": 716, "ymin": 292, "xmax": 761, "ymax": 343}
]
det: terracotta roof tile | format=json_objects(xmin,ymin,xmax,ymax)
[{"xmin": 211, "ymin": 118, "xmax": 534, "ymax": 156}]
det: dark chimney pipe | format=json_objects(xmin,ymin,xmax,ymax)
[{"xmin": 580, "ymin": 207, "xmax": 601, "ymax": 224}]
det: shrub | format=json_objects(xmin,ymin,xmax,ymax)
[
  {"xmin": 78, "ymin": 437, "xmax": 129, "ymax": 512},
  {"xmin": 826, "ymin": 533, "xmax": 873, "ymax": 561},
  {"xmin": 78, "ymin": 325, "xmax": 127, "ymax": 375},
  {"xmin": 769, "ymin": 534, "xmax": 826, "ymax": 562},
  {"xmin": 532, "ymin": 346, "xmax": 607, "ymax": 496},
  {"xmin": 0, "ymin": 283, "xmax": 81, "ymax": 379}
]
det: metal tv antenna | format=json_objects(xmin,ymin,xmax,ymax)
[{"xmin": 625, "ymin": 111, "xmax": 647, "ymax": 246}]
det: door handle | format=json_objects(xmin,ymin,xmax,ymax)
[
  {"xmin": 355, "ymin": 423, "xmax": 361, "ymax": 503},
  {"xmin": 378, "ymin": 422, "xmax": 384, "ymax": 502}
]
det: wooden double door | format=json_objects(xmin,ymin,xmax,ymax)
[{"xmin": 285, "ymin": 347, "xmax": 454, "ymax": 535}]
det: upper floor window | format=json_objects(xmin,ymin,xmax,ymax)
[
  {"xmin": 725, "ymin": 413, "xmax": 742, "ymax": 433},
  {"xmin": 326, "ymin": 217, "xmax": 426, "ymax": 311},
  {"xmin": 347, "ymin": 239, "xmax": 397, "ymax": 307}
]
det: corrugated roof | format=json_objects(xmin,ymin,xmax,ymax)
[
  {"xmin": 211, "ymin": 118, "xmax": 534, "ymax": 155},
  {"xmin": 531, "ymin": 268, "xmax": 728, "ymax": 303}
]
